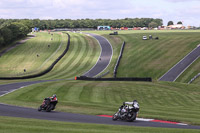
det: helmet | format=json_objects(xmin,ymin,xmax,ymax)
[{"xmin": 52, "ymin": 94, "xmax": 56, "ymax": 98}]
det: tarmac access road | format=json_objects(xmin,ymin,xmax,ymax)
[
  {"xmin": 159, "ymin": 46, "xmax": 200, "ymax": 82},
  {"xmin": 82, "ymin": 33, "xmax": 113, "ymax": 77}
]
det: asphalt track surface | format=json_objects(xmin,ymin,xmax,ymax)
[
  {"xmin": 82, "ymin": 33, "xmax": 113, "ymax": 77},
  {"xmin": 0, "ymin": 34, "xmax": 200, "ymax": 130},
  {"xmin": 0, "ymin": 103, "xmax": 200, "ymax": 129},
  {"xmin": 159, "ymin": 46, "xmax": 200, "ymax": 81}
]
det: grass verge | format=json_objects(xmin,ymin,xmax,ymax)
[{"xmin": 0, "ymin": 116, "xmax": 199, "ymax": 133}]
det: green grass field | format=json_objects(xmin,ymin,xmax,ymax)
[
  {"xmin": 1, "ymin": 30, "xmax": 200, "ymax": 83},
  {"xmin": 88, "ymin": 30, "xmax": 200, "ymax": 83},
  {"xmin": 0, "ymin": 32, "xmax": 63, "ymax": 77},
  {"xmin": 0, "ymin": 32, "xmax": 100, "ymax": 80},
  {"xmin": 38, "ymin": 32, "xmax": 100, "ymax": 80},
  {"xmin": 1, "ymin": 30, "xmax": 200, "ymax": 132},
  {"xmin": 0, "ymin": 80, "xmax": 199, "ymax": 125},
  {"xmin": 1, "ymin": 116, "xmax": 199, "ymax": 133}
]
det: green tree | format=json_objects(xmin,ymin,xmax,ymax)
[
  {"xmin": 0, "ymin": 27, "xmax": 13, "ymax": 44},
  {"xmin": 0, "ymin": 36, "xmax": 4, "ymax": 47},
  {"xmin": 148, "ymin": 22, "xmax": 158, "ymax": 28},
  {"xmin": 167, "ymin": 21, "xmax": 174, "ymax": 26},
  {"xmin": 8, "ymin": 22, "xmax": 29, "ymax": 39},
  {"xmin": 177, "ymin": 21, "xmax": 182, "ymax": 24}
]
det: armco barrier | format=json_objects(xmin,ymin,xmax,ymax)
[
  {"xmin": 0, "ymin": 33, "xmax": 70, "ymax": 80},
  {"xmin": 114, "ymin": 41, "xmax": 125, "ymax": 78},
  {"xmin": 76, "ymin": 76, "xmax": 152, "ymax": 82},
  {"xmin": 188, "ymin": 73, "xmax": 200, "ymax": 84}
]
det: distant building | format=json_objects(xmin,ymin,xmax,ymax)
[
  {"xmin": 32, "ymin": 27, "xmax": 39, "ymax": 32},
  {"xmin": 187, "ymin": 26, "xmax": 196, "ymax": 29},
  {"xmin": 97, "ymin": 26, "xmax": 111, "ymax": 30},
  {"xmin": 167, "ymin": 24, "xmax": 185, "ymax": 29}
]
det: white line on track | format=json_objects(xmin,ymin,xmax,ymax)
[
  {"xmin": 0, "ymin": 86, "xmax": 25, "ymax": 97},
  {"xmin": 98, "ymin": 115, "xmax": 188, "ymax": 125},
  {"xmin": 136, "ymin": 118, "xmax": 154, "ymax": 121}
]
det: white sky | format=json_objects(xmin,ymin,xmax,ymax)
[{"xmin": 0, "ymin": 0, "xmax": 200, "ymax": 26}]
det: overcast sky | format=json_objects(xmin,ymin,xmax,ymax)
[{"xmin": 0, "ymin": 0, "xmax": 200, "ymax": 26}]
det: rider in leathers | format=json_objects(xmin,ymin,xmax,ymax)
[
  {"xmin": 44, "ymin": 94, "xmax": 57, "ymax": 107},
  {"xmin": 119, "ymin": 100, "xmax": 138, "ymax": 113}
]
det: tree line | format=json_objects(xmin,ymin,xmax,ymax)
[
  {"xmin": 0, "ymin": 19, "xmax": 31, "ymax": 48},
  {"xmin": 0, "ymin": 18, "xmax": 163, "ymax": 48}
]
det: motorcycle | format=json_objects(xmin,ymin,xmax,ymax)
[
  {"xmin": 112, "ymin": 100, "xmax": 139, "ymax": 122},
  {"xmin": 38, "ymin": 97, "xmax": 58, "ymax": 112}
]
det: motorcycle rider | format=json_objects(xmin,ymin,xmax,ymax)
[
  {"xmin": 44, "ymin": 94, "xmax": 57, "ymax": 107},
  {"xmin": 119, "ymin": 100, "xmax": 138, "ymax": 113}
]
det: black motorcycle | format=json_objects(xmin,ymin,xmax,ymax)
[
  {"xmin": 112, "ymin": 100, "xmax": 139, "ymax": 122},
  {"xmin": 38, "ymin": 97, "xmax": 58, "ymax": 112}
]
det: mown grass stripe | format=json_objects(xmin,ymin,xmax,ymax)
[
  {"xmin": 0, "ymin": 80, "xmax": 199, "ymax": 125},
  {"xmin": 52, "ymin": 34, "xmax": 85, "ymax": 78},
  {"xmin": 45, "ymin": 33, "xmax": 79, "ymax": 79}
]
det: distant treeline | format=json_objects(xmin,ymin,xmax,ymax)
[
  {"xmin": 0, "ymin": 19, "xmax": 31, "ymax": 48},
  {"xmin": 0, "ymin": 18, "xmax": 163, "ymax": 47}
]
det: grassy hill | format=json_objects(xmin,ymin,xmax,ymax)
[
  {"xmin": 0, "ymin": 32, "xmax": 100, "ymax": 80},
  {"xmin": 87, "ymin": 30, "xmax": 200, "ymax": 83},
  {"xmin": 38, "ymin": 32, "xmax": 100, "ymax": 80},
  {"xmin": 2, "ymin": 30, "xmax": 199, "ymax": 83},
  {"xmin": 0, "ymin": 32, "xmax": 63, "ymax": 77},
  {"xmin": 0, "ymin": 30, "xmax": 200, "ymax": 132}
]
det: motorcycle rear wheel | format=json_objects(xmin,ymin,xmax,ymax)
[
  {"xmin": 126, "ymin": 112, "xmax": 136, "ymax": 122},
  {"xmin": 46, "ymin": 104, "xmax": 54, "ymax": 112}
]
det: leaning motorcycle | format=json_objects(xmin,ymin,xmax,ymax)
[
  {"xmin": 112, "ymin": 100, "xmax": 139, "ymax": 122},
  {"xmin": 38, "ymin": 97, "xmax": 58, "ymax": 112}
]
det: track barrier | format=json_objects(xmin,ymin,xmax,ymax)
[
  {"xmin": 188, "ymin": 73, "xmax": 200, "ymax": 84},
  {"xmin": 114, "ymin": 41, "xmax": 125, "ymax": 78},
  {"xmin": 76, "ymin": 76, "xmax": 152, "ymax": 82}
]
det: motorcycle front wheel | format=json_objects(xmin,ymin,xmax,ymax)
[
  {"xmin": 38, "ymin": 106, "xmax": 42, "ymax": 111},
  {"xmin": 112, "ymin": 113, "xmax": 118, "ymax": 121}
]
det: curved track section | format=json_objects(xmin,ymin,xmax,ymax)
[
  {"xmin": 0, "ymin": 103, "xmax": 199, "ymax": 129},
  {"xmin": 159, "ymin": 46, "xmax": 200, "ymax": 81},
  {"xmin": 82, "ymin": 33, "xmax": 113, "ymax": 77},
  {"xmin": 0, "ymin": 34, "xmax": 200, "ymax": 129}
]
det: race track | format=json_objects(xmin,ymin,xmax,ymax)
[
  {"xmin": 0, "ymin": 33, "xmax": 200, "ymax": 130},
  {"xmin": 0, "ymin": 103, "xmax": 200, "ymax": 129},
  {"xmin": 83, "ymin": 33, "xmax": 113, "ymax": 77},
  {"xmin": 159, "ymin": 46, "xmax": 200, "ymax": 81}
]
